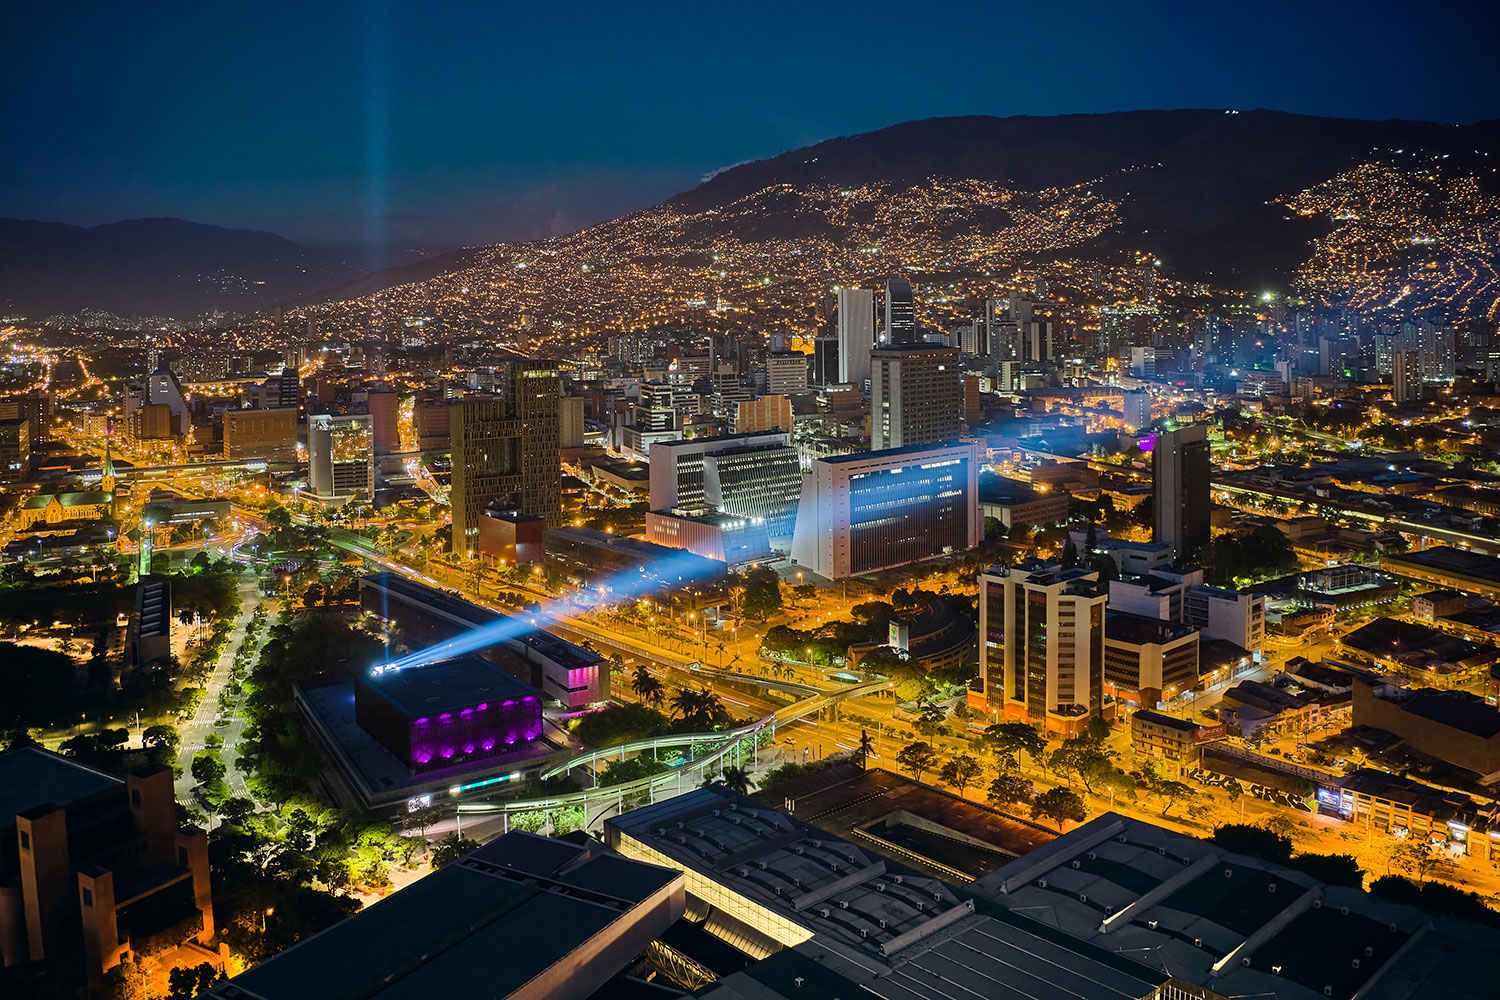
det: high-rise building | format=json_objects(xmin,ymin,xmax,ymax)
[
  {"xmin": 0, "ymin": 416, "xmax": 30, "ymax": 481},
  {"xmin": 790, "ymin": 441, "xmax": 980, "ymax": 578},
  {"xmin": 1130, "ymin": 346, "xmax": 1157, "ymax": 378},
  {"xmin": 450, "ymin": 361, "xmax": 562, "ymax": 555},
  {"xmin": 765, "ymin": 352, "xmax": 809, "ymax": 396},
  {"xmin": 222, "ymin": 407, "xmax": 298, "ymax": 462},
  {"xmin": 1393, "ymin": 349, "xmax": 1422, "ymax": 403},
  {"xmin": 366, "ymin": 389, "xmax": 400, "ymax": 455},
  {"xmin": 1121, "ymin": 391, "xmax": 1152, "ymax": 432},
  {"xmin": 636, "ymin": 382, "xmax": 676, "ymax": 432},
  {"xmin": 836, "ymin": 287, "xmax": 876, "ymax": 387},
  {"xmin": 884, "ymin": 277, "xmax": 916, "ymax": 345},
  {"xmin": 869, "ymin": 345, "xmax": 960, "ymax": 450},
  {"xmin": 812, "ymin": 334, "xmax": 840, "ymax": 387},
  {"xmin": 973, "ymin": 561, "xmax": 1107, "ymax": 735},
  {"xmin": 559, "ymin": 395, "xmax": 586, "ymax": 449},
  {"xmin": 309, "ymin": 414, "xmax": 374, "ymax": 499},
  {"xmin": 1152, "ymin": 424, "xmax": 1211, "ymax": 561}
]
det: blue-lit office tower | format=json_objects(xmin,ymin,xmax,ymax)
[{"xmin": 790, "ymin": 441, "xmax": 981, "ymax": 578}]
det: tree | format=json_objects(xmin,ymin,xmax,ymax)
[
  {"xmin": 0, "ymin": 726, "xmax": 39, "ymax": 750},
  {"xmin": 166, "ymin": 962, "xmax": 219, "ymax": 1000},
  {"xmin": 988, "ymin": 772, "xmax": 1034, "ymax": 809},
  {"xmin": 303, "ymin": 584, "xmax": 324, "ymax": 608},
  {"xmin": 1152, "ymin": 778, "xmax": 1196, "ymax": 817},
  {"xmin": 854, "ymin": 730, "xmax": 875, "ymax": 770},
  {"xmin": 938, "ymin": 754, "xmax": 984, "ymax": 797},
  {"xmin": 1031, "ymin": 787, "xmax": 1088, "ymax": 831},
  {"xmin": 143, "ymin": 724, "xmax": 180, "ymax": 752},
  {"xmin": 630, "ymin": 666, "xmax": 665, "ymax": 707},
  {"xmin": 1391, "ymin": 839, "xmax": 1455, "ymax": 883},
  {"xmin": 1212, "ymin": 823, "xmax": 1292, "ymax": 861},
  {"xmin": 983, "ymin": 722, "xmax": 1048, "ymax": 771},
  {"xmin": 741, "ymin": 566, "xmax": 784, "ymax": 620},
  {"xmin": 716, "ymin": 766, "xmax": 753, "ymax": 796},
  {"xmin": 431, "ymin": 831, "xmax": 480, "ymax": 868},
  {"xmin": 914, "ymin": 701, "xmax": 947, "ymax": 739},
  {"xmin": 896, "ymin": 741, "xmax": 939, "ymax": 783},
  {"xmin": 191, "ymin": 751, "xmax": 226, "ymax": 786},
  {"xmin": 220, "ymin": 797, "xmax": 256, "ymax": 826},
  {"xmin": 1048, "ymin": 736, "xmax": 1120, "ymax": 794},
  {"xmin": 1061, "ymin": 537, "xmax": 1080, "ymax": 568}
]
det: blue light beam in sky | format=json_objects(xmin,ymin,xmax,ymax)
[{"xmin": 375, "ymin": 549, "xmax": 728, "ymax": 673}]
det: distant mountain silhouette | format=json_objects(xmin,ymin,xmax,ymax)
[
  {"xmin": 0, "ymin": 218, "xmax": 392, "ymax": 318},
  {"xmin": 669, "ymin": 109, "xmax": 1500, "ymax": 287},
  {"xmin": 10, "ymin": 110, "xmax": 1500, "ymax": 320}
]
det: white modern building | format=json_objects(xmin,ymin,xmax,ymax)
[
  {"xmin": 1109, "ymin": 566, "xmax": 1266, "ymax": 654},
  {"xmin": 790, "ymin": 441, "xmax": 980, "ymax": 579},
  {"xmin": 836, "ymin": 287, "xmax": 876, "ymax": 388}
]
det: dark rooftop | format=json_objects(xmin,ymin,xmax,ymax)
[
  {"xmin": 1106, "ymin": 610, "xmax": 1197, "ymax": 646},
  {"xmin": 360, "ymin": 656, "xmax": 537, "ymax": 718},
  {"xmin": 215, "ymin": 832, "xmax": 680, "ymax": 1000},
  {"xmin": 0, "ymin": 747, "xmax": 123, "ymax": 825},
  {"xmin": 1389, "ymin": 689, "xmax": 1500, "ymax": 740}
]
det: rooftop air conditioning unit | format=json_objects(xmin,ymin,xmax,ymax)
[
  {"xmin": 1148, "ymin": 920, "xmax": 1159, "ymax": 930},
  {"xmin": 1037, "ymin": 879, "xmax": 1048, "ymax": 888},
  {"xmin": 1079, "ymin": 894, "xmax": 1088, "ymax": 903},
  {"xmin": 1087, "ymin": 852, "xmax": 1097, "ymax": 860},
  {"xmin": 1242, "ymin": 959, "xmax": 1252, "ymax": 968},
  {"xmin": 1194, "ymin": 939, "xmax": 1202, "ymax": 948},
  {"xmin": 793, "ymin": 977, "xmax": 804, "ymax": 988},
  {"xmin": 1072, "ymin": 861, "xmax": 1081, "ymax": 870},
  {"xmin": 1272, "ymin": 966, "xmax": 1283, "ymax": 976}
]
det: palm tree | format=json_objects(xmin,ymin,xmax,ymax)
[
  {"xmin": 855, "ymin": 730, "xmax": 875, "ymax": 770},
  {"xmin": 715, "ymin": 766, "xmax": 753, "ymax": 795},
  {"xmin": 631, "ymin": 666, "xmax": 665, "ymax": 707}
]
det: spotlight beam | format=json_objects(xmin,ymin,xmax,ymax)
[{"xmin": 376, "ymin": 550, "xmax": 727, "ymax": 673}]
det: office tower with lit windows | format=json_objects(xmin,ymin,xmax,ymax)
[
  {"xmin": 309, "ymin": 414, "xmax": 374, "ymax": 499},
  {"xmin": 884, "ymin": 277, "xmax": 916, "ymax": 345},
  {"xmin": 223, "ymin": 407, "xmax": 298, "ymax": 462},
  {"xmin": 790, "ymin": 441, "xmax": 980, "ymax": 578},
  {"xmin": 869, "ymin": 345, "xmax": 960, "ymax": 450},
  {"xmin": 1393, "ymin": 349, "xmax": 1423, "ymax": 403},
  {"xmin": 450, "ymin": 360, "xmax": 562, "ymax": 555},
  {"xmin": 1152, "ymin": 424, "xmax": 1210, "ymax": 561},
  {"xmin": 836, "ymin": 287, "xmax": 876, "ymax": 387},
  {"xmin": 765, "ymin": 352, "xmax": 809, "ymax": 396},
  {"xmin": 972, "ymin": 561, "xmax": 1107, "ymax": 736}
]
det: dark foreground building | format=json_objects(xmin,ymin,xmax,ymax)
[
  {"xmin": 207, "ymin": 832, "xmax": 683, "ymax": 1000},
  {"xmin": 0, "ymin": 749, "xmax": 216, "ymax": 988}
]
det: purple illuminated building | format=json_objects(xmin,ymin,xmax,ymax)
[{"xmin": 354, "ymin": 656, "xmax": 543, "ymax": 774}]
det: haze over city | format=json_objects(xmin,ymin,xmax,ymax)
[{"xmin": 3, "ymin": 3, "xmax": 1500, "ymax": 1000}]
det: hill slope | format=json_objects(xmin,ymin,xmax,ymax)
[{"xmin": 0, "ymin": 218, "xmax": 382, "ymax": 319}]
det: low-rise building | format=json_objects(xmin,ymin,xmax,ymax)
[
  {"xmin": 977, "ymin": 475, "xmax": 1068, "ymax": 531},
  {"xmin": 1351, "ymin": 680, "xmax": 1500, "ymax": 779},
  {"xmin": 1104, "ymin": 611, "xmax": 1199, "ymax": 707},
  {"xmin": 1129, "ymin": 709, "xmax": 1224, "ymax": 772}
]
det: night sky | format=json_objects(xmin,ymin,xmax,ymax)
[{"xmin": 4, "ymin": 0, "xmax": 1496, "ymax": 249}]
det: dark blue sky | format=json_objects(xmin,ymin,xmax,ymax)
[{"xmin": 4, "ymin": 0, "xmax": 1496, "ymax": 248}]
